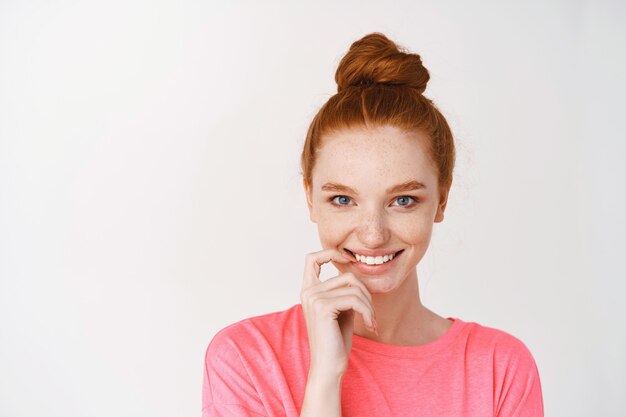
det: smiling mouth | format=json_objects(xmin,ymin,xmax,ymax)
[{"xmin": 345, "ymin": 249, "xmax": 404, "ymax": 265}]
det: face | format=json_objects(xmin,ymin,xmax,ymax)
[{"xmin": 304, "ymin": 125, "xmax": 449, "ymax": 293}]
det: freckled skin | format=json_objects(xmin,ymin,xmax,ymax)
[{"xmin": 304, "ymin": 124, "xmax": 452, "ymax": 345}]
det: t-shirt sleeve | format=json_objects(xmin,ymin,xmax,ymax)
[
  {"xmin": 492, "ymin": 333, "xmax": 544, "ymax": 417},
  {"xmin": 201, "ymin": 328, "xmax": 268, "ymax": 417}
]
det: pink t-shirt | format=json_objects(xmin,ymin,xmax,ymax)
[{"xmin": 201, "ymin": 303, "xmax": 543, "ymax": 416}]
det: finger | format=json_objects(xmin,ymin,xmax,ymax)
[
  {"xmin": 319, "ymin": 286, "xmax": 375, "ymax": 325},
  {"xmin": 326, "ymin": 294, "xmax": 376, "ymax": 329},
  {"xmin": 310, "ymin": 272, "xmax": 373, "ymax": 305},
  {"xmin": 302, "ymin": 248, "xmax": 353, "ymax": 290}
]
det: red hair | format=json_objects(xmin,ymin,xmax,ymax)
[{"xmin": 300, "ymin": 32, "xmax": 456, "ymax": 203}]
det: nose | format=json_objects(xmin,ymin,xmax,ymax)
[{"xmin": 356, "ymin": 208, "xmax": 390, "ymax": 247}]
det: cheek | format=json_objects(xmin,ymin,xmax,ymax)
[
  {"xmin": 396, "ymin": 217, "xmax": 434, "ymax": 245},
  {"xmin": 315, "ymin": 205, "xmax": 436, "ymax": 247},
  {"xmin": 316, "ymin": 214, "xmax": 348, "ymax": 247}
]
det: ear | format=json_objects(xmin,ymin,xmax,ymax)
[
  {"xmin": 303, "ymin": 179, "xmax": 318, "ymax": 223},
  {"xmin": 434, "ymin": 187, "xmax": 450, "ymax": 223}
]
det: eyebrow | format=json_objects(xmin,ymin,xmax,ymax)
[{"xmin": 320, "ymin": 180, "xmax": 427, "ymax": 194}]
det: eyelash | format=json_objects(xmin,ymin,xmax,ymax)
[{"xmin": 329, "ymin": 195, "xmax": 419, "ymax": 208}]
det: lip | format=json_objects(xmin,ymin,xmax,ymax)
[
  {"xmin": 345, "ymin": 248, "xmax": 404, "ymax": 276},
  {"xmin": 346, "ymin": 248, "xmax": 403, "ymax": 257}
]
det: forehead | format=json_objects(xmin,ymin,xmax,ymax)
[{"xmin": 312, "ymin": 125, "xmax": 438, "ymax": 189}]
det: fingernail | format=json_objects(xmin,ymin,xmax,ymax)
[
  {"xmin": 372, "ymin": 318, "xmax": 380, "ymax": 336},
  {"xmin": 341, "ymin": 252, "xmax": 354, "ymax": 261}
]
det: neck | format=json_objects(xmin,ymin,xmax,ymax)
[{"xmin": 354, "ymin": 268, "xmax": 443, "ymax": 345}]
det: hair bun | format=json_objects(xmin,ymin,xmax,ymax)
[{"xmin": 335, "ymin": 32, "xmax": 430, "ymax": 95}]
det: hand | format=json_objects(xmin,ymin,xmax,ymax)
[{"xmin": 300, "ymin": 248, "xmax": 378, "ymax": 378}]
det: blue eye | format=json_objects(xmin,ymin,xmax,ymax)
[
  {"xmin": 394, "ymin": 196, "xmax": 417, "ymax": 206},
  {"xmin": 331, "ymin": 195, "xmax": 352, "ymax": 205},
  {"xmin": 330, "ymin": 195, "xmax": 417, "ymax": 207}
]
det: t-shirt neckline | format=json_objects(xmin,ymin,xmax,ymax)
[
  {"xmin": 350, "ymin": 316, "xmax": 465, "ymax": 358},
  {"xmin": 296, "ymin": 302, "xmax": 465, "ymax": 359}
]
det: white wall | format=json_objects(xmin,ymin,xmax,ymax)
[{"xmin": 1, "ymin": 1, "xmax": 624, "ymax": 416}]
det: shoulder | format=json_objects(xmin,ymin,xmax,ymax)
[
  {"xmin": 454, "ymin": 319, "xmax": 542, "ymax": 386},
  {"xmin": 203, "ymin": 306, "xmax": 302, "ymax": 416},
  {"xmin": 461, "ymin": 319, "xmax": 538, "ymax": 365},
  {"xmin": 462, "ymin": 320, "xmax": 544, "ymax": 416},
  {"xmin": 463, "ymin": 320, "xmax": 543, "ymax": 408},
  {"xmin": 456, "ymin": 319, "xmax": 544, "ymax": 415},
  {"xmin": 205, "ymin": 303, "xmax": 303, "ymax": 360}
]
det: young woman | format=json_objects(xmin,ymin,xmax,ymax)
[{"xmin": 202, "ymin": 32, "xmax": 544, "ymax": 417}]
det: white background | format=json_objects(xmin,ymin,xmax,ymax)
[{"xmin": 1, "ymin": 1, "xmax": 624, "ymax": 416}]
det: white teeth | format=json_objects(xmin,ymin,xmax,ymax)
[{"xmin": 354, "ymin": 252, "xmax": 396, "ymax": 265}]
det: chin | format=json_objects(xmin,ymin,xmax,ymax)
[
  {"xmin": 366, "ymin": 281, "xmax": 397, "ymax": 294},
  {"xmin": 354, "ymin": 271, "xmax": 404, "ymax": 292}
]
